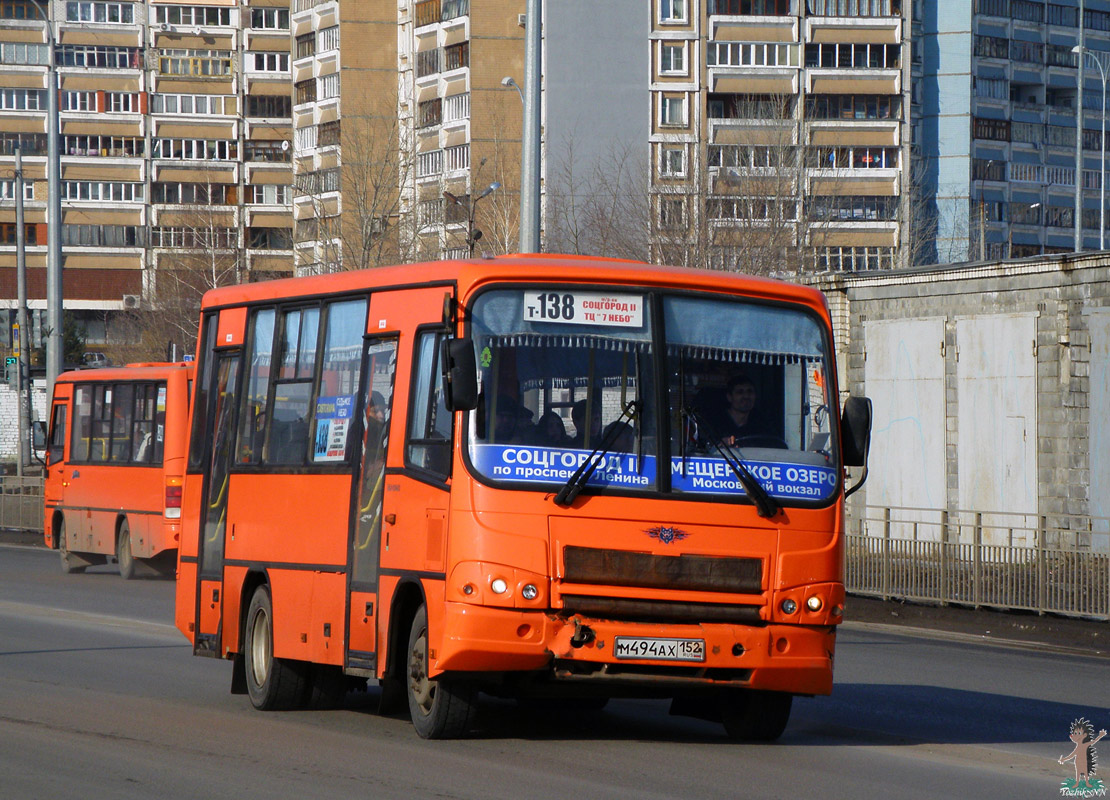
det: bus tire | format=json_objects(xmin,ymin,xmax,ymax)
[
  {"xmin": 244, "ymin": 584, "xmax": 307, "ymax": 711},
  {"xmin": 721, "ymin": 690, "xmax": 792, "ymax": 742},
  {"xmin": 116, "ymin": 521, "xmax": 135, "ymax": 580},
  {"xmin": 406, "ymin": 605, "xmax": 477, "ymax": 739}
]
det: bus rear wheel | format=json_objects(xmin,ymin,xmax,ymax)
[
  {"xmin": 244, "ymin": 585, "xmax": 307, "ymax": 711},
  {"xmin": 406, "ymin": 605, "xmax": 477, "ymax": 739},
  {"xmin": 721, "ymin": 690, "xmax": 792, "ymax": 742},
  {"xmin": 116, "ymin": 521, "xmax": 135, "ymax": 580}
]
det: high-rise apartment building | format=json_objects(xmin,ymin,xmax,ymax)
[
  {"xmin": 921, "ymin": 0, "xmax": 1110, "ymax": 263},
  {"xmin": 649, "ymin": 0, "xmax": 910, "ymax": 274},
  {"xmin": 0, "ymin": 0, "xmax": 294, "ymax": 350}
]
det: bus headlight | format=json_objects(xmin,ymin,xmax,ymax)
[
  {"xmin": 806, "ymin": 595, "xmax": 823, "ymax": 612},
  {"xmin": 449, "ymin": 562, "xmax": 548, "ymax": 608},
  {"xmin": 781, "ymin": 598, "xmax": 797, "ymax": 615},
  {"xmin": 490, "ymin": 578, "xmax": 508, "ymax": 595},
  {"xmin": 521, "ymin": 584, "xmax": 538, "ymax": 600}
]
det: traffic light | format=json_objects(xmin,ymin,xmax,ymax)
[{"xmin": 5, "ymin": 356, "xmax": 17, "ymax": 390}]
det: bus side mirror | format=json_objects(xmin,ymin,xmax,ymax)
[
  {"xmin": 841, "ymin": 396, "xmax": 872, "ymax": 468},
  {"xmin": 841, "ymin": 396, "xmax": 872, "ymax": 499},
  {"xmin": 441, "ymin": 337, "xmax": 478, "ymax": 412}
]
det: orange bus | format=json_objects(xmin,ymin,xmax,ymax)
[
  {"xmin": 175, "ymin": 255, "xmax": 871, "ymax": 740},
  {"xmin": 44, "ymin": 361, "xmax": 194, "ymax": 578}
]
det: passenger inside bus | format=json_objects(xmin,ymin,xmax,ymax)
[
  {"xmin": 534, "ymin": 410, "xmax": 570, "ymax": 448},
  {"xmin": 492, "ymin": 395, "xmax": 533, "ymax": 444}
]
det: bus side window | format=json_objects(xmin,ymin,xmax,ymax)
[
  {"xmin": 47, "ymin": 404, "xmax": 66, "ymax": 465},
  {"xmin": 406, "ymin": 330, "xmax": 452, "ymax": 478}
]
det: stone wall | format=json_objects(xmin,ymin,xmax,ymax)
[{"xmin": 812, "ymin": 252, "xmax": 1110, "ymax": 549}]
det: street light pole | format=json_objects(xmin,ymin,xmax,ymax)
[
  {"xmin": 519, "ymin": 0, "xmax": 542, "ymax": 253},
  {"xmin": 444, "ymin": 181, "xmax": 500, "ymax": 257},
  {"xmin": 1076, "ymin": 0, "xmax": 1086, "ymax": 252},
  {"xmin": 1074, "ymin": 45, "xmax": 1110, "ymax": 249},
  {"xmin": 27, "ymin": 0, "xmax": 62, "ymax": 398}
]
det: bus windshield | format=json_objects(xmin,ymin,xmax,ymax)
[{"xmin": 466, "ymin": 287, "xmax": 839, "ymax": 504}]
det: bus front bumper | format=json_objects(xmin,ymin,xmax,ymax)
[{"xmin": 434, "ymin": 602, "xmax": 836, "ymax": 695}]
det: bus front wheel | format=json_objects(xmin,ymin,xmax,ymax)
[
  {"xmin": 406, "ymin": 605, "xmax": 477, "ymax": 739},
  {"xmin": 721, "ymin": 690, "xmax": 792, "ymax": 742},
  {"xmin": 116, "ymin": 521, "xmax": 135, "ymax": 580},
  {"xmin": 58, "ymin": 518, "xmax": 104, "ymax": 574},
  {"xmin": 244, "ymin": 585, "xmax": 307, "ymax": 711}
]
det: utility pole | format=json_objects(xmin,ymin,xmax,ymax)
[
  {"xmin": 14, "ymin": 149, "xmax": 29, "ymax": 475},
  {"xmin": 518, "ymin": 0, "xmax": 542, "ymax": 253}
]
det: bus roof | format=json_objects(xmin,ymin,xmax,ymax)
[
  {"xmin": 198, "ymin": 254, "xmax": 830, "ymax": 317},
  {"xmin": 54, "ymin": 361, "xmax": 194, "ymax": 385}
]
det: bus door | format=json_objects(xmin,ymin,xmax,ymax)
[
  {"xmin": 196, "ymin": 352, "xmax": 241, "ymax": 653},
  {"xmin": 44, "ymin": 395, "xmax": 70, "ymax": 548},
  {"xmin": 347, "ymin": 337, "xmax": 398, "ymax": 673}
]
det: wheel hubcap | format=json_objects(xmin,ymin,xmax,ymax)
[
  {"xmin": 409, "ymin": 630, "xmax": 434, "ymax": 712},
  {"xmin": 250, "ymin": 609, "xmax": 270, "ymax": 687}
]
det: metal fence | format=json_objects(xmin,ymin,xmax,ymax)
[
  {"xmin": 0, "ymin": 475, "xmax": 43, "ymax": 532},
  {"xmin": 847, "ymin": 505, "xmax": 1110, "ymax": 620}
]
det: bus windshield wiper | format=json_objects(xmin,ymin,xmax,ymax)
[
  {"xmin": 554, "ymin": 399, "xmax": 640, "ymax": 507},
  {"xmin": 682, "ymin": 405, "xmax": 780, "ymax": 520}
]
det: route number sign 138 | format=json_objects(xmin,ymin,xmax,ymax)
[{"xmin": 523, "ymin": 291, "xmax": 644, "ymax": 328}]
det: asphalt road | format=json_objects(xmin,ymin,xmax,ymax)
[{"xmin": 1, "ymin": 543, "xmax": 1106, "ymax": 800}]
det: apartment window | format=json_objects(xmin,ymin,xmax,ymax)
[
  {"xmin": 63, "ymin": 134, "xmax": 143, "ymax": 156},
  {"xmin": 1047, "ymin": 3, "xmax": 1077, "ymax": 26},
  {"xmin": 660, "ymin": 94, "xmax": 687, "ymax": 126},
  {"xmin": 0, "ymin": 89, "xmax": 45, "ymax": 110},
  {"xmin": 660, "ymin": 0, "xmax": 688, "ymax": 23},
  {"xmin": 804, "ymin": 42, "xmax": 900, "ymax": 69},
  {"xmin": 62, "ymin": 91, "xmax": 95, "ymax": 112},
  {"xmin": 150, "ymin": 93, "xmax": 234, "ymax": 115},
  {"xmin": 808, "ymin": 195, "xmax": 897, "ymax": 221},
  {"xmin": 813, "ymin": 246, "xmax": 895, "ymax": 271},
  {"xmin": 1086, "ymin": 7, "xmax": 1110, "ymax": 32},
  {"xmin": 246, "ymin": 95, "xmax": 291, "ymax": 118},
  {"xmin": 66, "ymin": 2, "xmax": 134, "ymax": 23},
  {"xmin": 709, "ymin": 93, "xmax": 794, "ymax": 119},
  {"xmin": 295, "ymin": 33, "xmax": 315, "ymax": 60},
  {"xmin": 1011, "ymin": 0, "xmax": 1043, "ymax": 22},
  {"xmin": 1, "ymin": 1, "xmax": 39, "ymax": 18},
  {"xmin": 660, "ymin": 42, "xmax": 687, "ymax": 75},
  {"xmin": 62, "ymin": 224, "xmax": 145, "ymax": 247},
  {"xmin": 57, "ymin": 45, "xmax": 140, "ymax": 68},
  {"xmin": 250, "ymin": 7, "xmax": 289, "ymax": 29},
  {"xmin": 659, "ymin": 197, "xmax": 685, "ymax": 228},
  {"xmin": 973, "ymin": 35, "xmax": 1009, "ymax": 60},
  {"xmin": 62, "ymin": 180, "xmax": 143, "ymax": 202},
  {"xmin": 1009, "ymin": 40, "xmax": 1043, "ymax": 64},
  {"xmin": 294, "ymin": 124, "xmax": 317, "ymax": 151},
  {"xmin": 0, "ymin": 133, "xmax": 47, "ymax": 155},
  {"xmin": 157, "ymin": 49, "xmax": 233, "ymax": 76},
  {"xmin": 248, "ymin": 52, "xmax": 289, "ymax": 72},
  {"xmin": 1046, "ymin": 206, "xmax": 1073, "ymax": 228},
  {"xmin": 0, "ymin": 223, "xmax": 37, "ymax": 245},
  {"xmin": 319, "ymin": 120, "xmax": 340, "ymax": 147},
  {"xmin": 318, "ymin": 25, "xmax": 339, "ymax": 52},
  {"xmin": 445, "ymin": 143, "xmax": 469, "ymax": 172},
  {"xmin": 660, "ymin": 146, "xmax": 686, "ymax": 177},
  {"xmin": 707, "ymin": 42, "xmax": 797, "ymax": 67},
  {"xmin": 0, "ymin": 42, "xmax": 48, "ymax": 65},
  {"xmin": 107, "ymin": 92, "xmax": 137, "ymax": 113},
  {"xmin": 295, "ymin": 79, "xmax": 317, "ymax": 105},
  {"xmin": 803, "ymin": 94, "xmax": 899, "ymax": 120},
  {"xmin": 248, "ymin": 184, "xmax": 290, "ymax": 205},
  {"xmin": 973, "ymin": 0, "xmax": 1009, "ymax": 15},
  {"xmin": 416, "ymin": 149, "xmax": 443, "ymax": 178},
  {"xmin": 709, "ymin": 0, "xmax": 791, "ymax": 13},
  {"xmin": 443, "ymin": 92, "xmax": 469, "ymax": 123},
  {"xmin": 973, "ymin": 116, "xmax": 1010, "ymax": 142},
  {"xmin": 319, "ymin": 74, "xmax": 339, "ymax": 100},
  {"xmin": 244, "ymin": 140, "xmax": 289, "ymax": 162},
  {"xmin": 805, "ymin": 0, "xmax": 898, "ymax": 15},
  {"xmin": 418, "ymin": 97, "xmax": 442, "ymax": 128},
  {"xmin": 295, "ymin": 168, "xmax": 340, "ymax": 195},
  {"xmin": 444, "ymin": 41, "xmax": 469, "ymax": 70},
  {"xmin": 152, "ymin": 138, "xmax": 237, "ymax": 160},
  {"xmin": 1011, "ymin": 122, "xmax": 1043, "ymax": 145},
  {"xmin": 0, "ymin": 179, "xmax": 33, "ymax": 201},
  {"xmin": 418, "ymin": 198, "xmax": 445, "ymax": 227},
  {"xmin": 247, "ymin": 227, "xmax": 292, "ymax": 249},
  {"xmin": 155, "ymin": 5, "xmax": 232, "ymax": 26},
  {"xmin": 151, "ymin": 226, "xmax": 237, "ymax": 248}
]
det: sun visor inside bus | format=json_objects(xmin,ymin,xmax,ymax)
[{"xmin": 216, "ymin": 307, "xmax": 247, "ymax": 348}]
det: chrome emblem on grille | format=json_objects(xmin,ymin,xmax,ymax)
[{"xmin": 645, "ymin": 526, "xmax": 689, "ymax": 544}]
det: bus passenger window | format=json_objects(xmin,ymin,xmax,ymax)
[
  {"xmin": 48, "ymin": 404, "xmax": 66, "ymax": 465},
  {"xmin": 406, "ymin": 331, "xmax": 451, "ymax": 477}
]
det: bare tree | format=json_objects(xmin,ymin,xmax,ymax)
[{"xmin": 114, "ymin": 182, "xmax": 242, "ymax": 362}]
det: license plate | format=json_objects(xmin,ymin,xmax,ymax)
[{"xmin": 613, "ymin": 636, "xmax": 705, "ymax": 662}]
